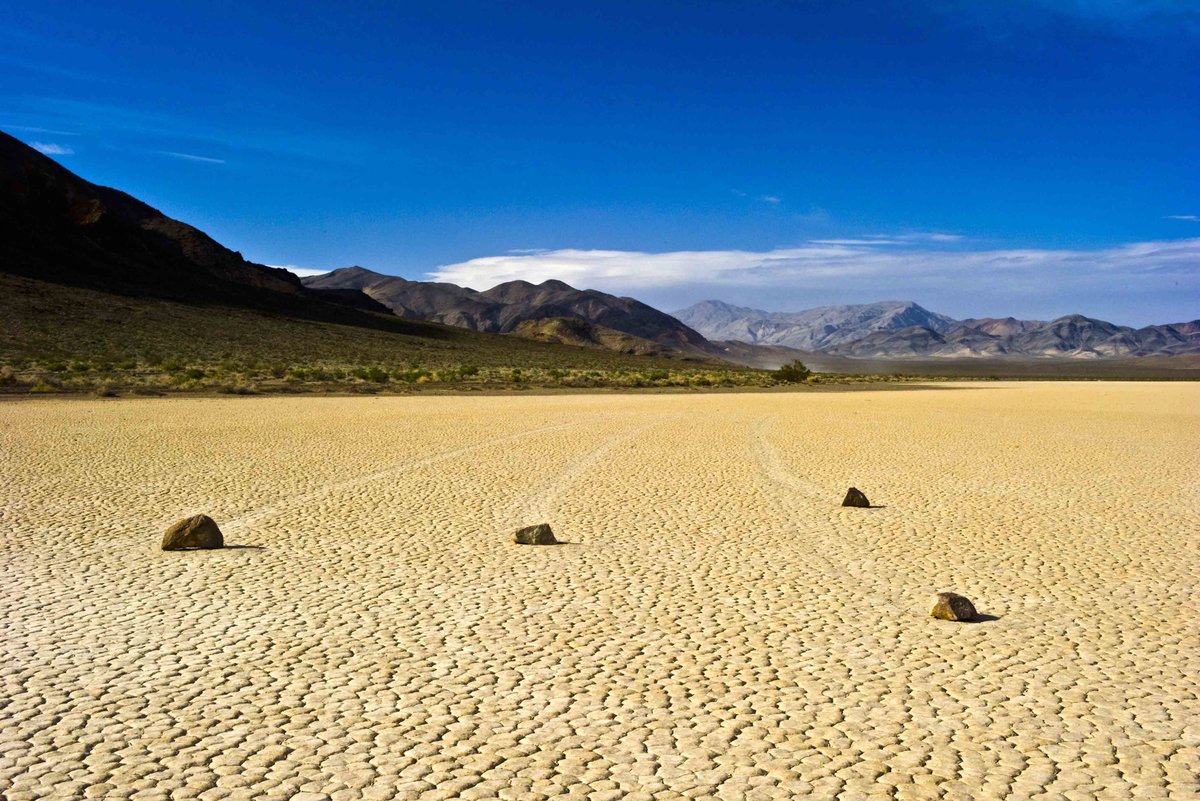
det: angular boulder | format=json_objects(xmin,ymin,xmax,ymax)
[
  {"xmin": 513, "ymin": 523, "xmax": 557, "ymax": 545},
  {"xmin": 162, "ymin": 514, "xmax": 224, "ymax": 551},
  {"xmin": 931, "ymin": 592, "xmax": 977, "ymax": 622},
  {"xmin": 842, "ymin": 487, "xmax": 871, "ymax": 508}
]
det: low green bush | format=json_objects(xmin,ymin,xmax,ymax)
[{"xmin": 771, "ymin": 360, "xmax": 811, "ymax": 383}]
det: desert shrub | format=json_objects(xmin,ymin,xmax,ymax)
[
  {"xmin": 184, "ymin": 367, "xmax": 206, "ymax": 380},
  {"xmin": 93, "ymin": 385, "xmax": 118, "ymax": 397},
  {"xmin": 132, "ymin": 387, "xmax": 166, "ymax": 396},
  {"xmin": 29, "ymin": 380, "xmax": 59, "ymax": 393},
  {"xmin": 393, "ymin": 368, "xmax": 416, "ymax": 382},
  {"xmin": 217, "ymin": 383, "xmax": 258, "ymax": 395},
  {"xmin": 305, "ymin": 367, "xmax": 335, "ymax": 381},
  {"xmin": 0, "ymin": 366, "xmax": 17, "ymax": 386},
  {"xmin": 459, "ymin": 364, "xmax": 480, "ymax": 377},
  {"xmin": 771, "ymin": 360, "xmax": 811, "ymax": 383}
]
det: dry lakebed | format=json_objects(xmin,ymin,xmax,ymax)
[{"xmin": 2, "ymin": 382, "xmax": 1196, "ymax": 800}]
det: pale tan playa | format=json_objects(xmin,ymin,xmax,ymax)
[{"xmin": 2, "ymin": 383, "xmax": 1197, "ymax": 801}]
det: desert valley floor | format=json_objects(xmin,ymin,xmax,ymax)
[{"xmin": 1, "ymin": 383, "xmax": 1197, "ymax": 801}]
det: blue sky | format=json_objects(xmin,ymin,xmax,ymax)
[{"xmin": 2, "ymin": 0, "xmax": 1197, "ymax": 325}]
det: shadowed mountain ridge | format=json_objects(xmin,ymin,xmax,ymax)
[{"xmin": 305, "ymin": 267, "xmax": 718, "ymax": 357}]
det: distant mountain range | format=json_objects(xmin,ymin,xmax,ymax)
[
  {"xmin": 675, "ymin": 300, "xmax": 1200, "ymax": 360},
  {"xmin": 3, "ymin": 128, "xmax": 1195, "ymax": 372},
  {"xmin": 0, "ymin": 130, "xmax": 737, "ymax": 379},
  {"xmin": 306, "ymin": 267, "xmax": 1198, "ymax": 363},
  {"xmin": 674, "ymin": 300, "xmax": 960, "ymax": 350},
  {"xmin": 304, "ymin": 266, "xmax": 720, "ymax": 358}
]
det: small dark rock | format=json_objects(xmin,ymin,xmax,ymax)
[
  {"xmin": 513, "ymin": 523, "xmax": 557, "ymax": 545},
  {"xmin": 842, "ymin": 487, "xmax": 871, "ymax": 508},
  {"xmin": 162, "ymin": 514, "xmax": 224, "ymax": 551},
  {"xmin": 931, "ymin": 592, "xmax": 977, "ymax": 622}
]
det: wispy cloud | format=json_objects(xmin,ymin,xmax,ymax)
[
  {"xmin": 31, "ymin": 142, "xmax": 74, "ymax": 155},
  {"xmin": 732, "ymin": 189, "xmax": 785, "ymax": 205},
  {"xmin": 808, "ymin": 239, "xmax": 900, "ymax": 246},
  {"xmin": 6, "ymin": 96, "xmax": 371, "ymax": 167},
  {"xmin": 935, "ymin": 0, "xmax": 1200, "ymax": 37},
  {"xmin": 158, "ymin": 150, "xmax": 226, "ymax": 164},
  {"xmin": 1165, "ymin": 215, "xmax": 1199, "ymax": 222},
  {"xmin": 1028, "ymin": 0, "xmax": 1200, "ymax": 29},
  {"xmin": 4, "ymin": 125, "xmax": 79, "ymax": 136},
  {"xmin": 810, "ymin": 233, "xmax": 965, "ymax": 246}
]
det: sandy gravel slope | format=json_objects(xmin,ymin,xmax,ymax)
[{"xmin": 1, "ymin": 383, "xmax": 1196, "ymax": 800}]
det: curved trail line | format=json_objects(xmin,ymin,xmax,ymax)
[
  {"xmin": 215, "ymin": 421, "xmax": 580, "ymax": 534},
  {"xmin": 750, "ymin": 416, "xmax": 909, "ymax": 609},
  {"xmin": 494, "ymin": 416, "xmax": 676, "ymax": 532},
  {"xmin": 750, "ymin": 416, "xmax": 829, "ymax": 499}
]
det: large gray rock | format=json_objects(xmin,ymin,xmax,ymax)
[
  {"xmin": 162, "ymin": 514, "xmax": 224, "ymax": 551},
  {"xmin": 513, "ymin": 523, "xmax": 557, "ymax": 545},
  {"xmin": 842, "ymin": 487, "xmax": 871, "ymax": 508},
  {"xmin": 931, "ymin": 592, "xmax": 977, "ymax": 621}
]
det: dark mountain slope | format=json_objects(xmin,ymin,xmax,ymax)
[
  {"xmin": 0, "ymin": 130, "xmax": 300, "ymax": 299},
  {"xmin": 0, "ymin": 131, "xmax": 467, "ymax": 338}
]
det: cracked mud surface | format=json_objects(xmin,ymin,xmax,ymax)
[{"xmin": 2, "ymin": 383, "xmax": 1197, "ymax": 800}]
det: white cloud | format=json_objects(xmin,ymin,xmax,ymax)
[
  {"xmin": 759, "ymin": 195, "xmax": 782, "ymax": 204},
  {"xmin": 158, "ymin": 150, "xmax": 226, "ymax": 164},
  {"xmin": 269, "ymin": 265, "xmax": 329, "ymax": 278},
  {"xmin": 429, "ymin": 238, "xmax": 1200, "ymax": 310},
  {"xmin": 31, "ymin": 142, "xmax": 73, "ymax": 155},
  {"xmin": 1165, "ymin": 215, "xmax": 1199, "ymax": 222}
]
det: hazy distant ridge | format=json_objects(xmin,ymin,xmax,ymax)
[
  {"xmin": 676, "ymin": 299, "xmax": 1200, "ymax": 360},
  {"xmin": 673, "ymin": 299, "xmax": 960, "ymax": 350}
]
